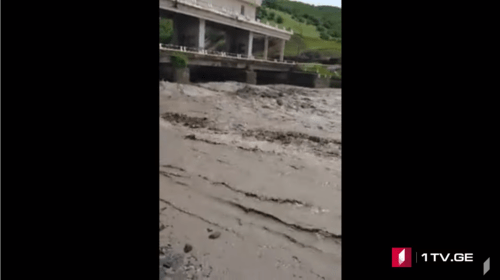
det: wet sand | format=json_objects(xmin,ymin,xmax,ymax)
[{"xmin": 159, "ymin": 81, "xmax": 341, "ymax": 280}]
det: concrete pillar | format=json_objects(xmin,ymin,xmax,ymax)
[
  {"xmin": 248, "ymin": 31, "xmax": 253, "ymax": 58},
  {"xmin": 279, "ymin": 39, "xmax": 285, "ymax": 62},
  {"xmin": 198, "ymin": 19, "xmax": 206, "ymax": 50},
  {"xmin": 173, "ymin": 67, "xmax": 190, "ymax": 84},
  {"xmin": 313, "ymin": 76, "xmax": 330, "ymax": 88},
  {"xmin": 263, "ymin": 36, "xmax": 269, "ymax": 60},
  {"xmin": 245, "ymin": 70, "xmax": 257, "ymax": 84}
]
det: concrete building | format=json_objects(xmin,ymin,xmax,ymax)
[{"xmin": 159, "ymin": 0, "xmax": 293, "ymax": 61}]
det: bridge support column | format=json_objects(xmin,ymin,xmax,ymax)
[
  {"xmin": 198, "ymin": 19, "xmax": 205, "ymax": 50},
  {"xmin": 173, "ymin": 67, "xmax": 190, "ymax": 84},
  {"xmin": 279, "ymin": 39, "xmax": 285, "ymax": 62},
  {"xmin": 263, "ymin": 36, "xmax": 269, "ymax": 60},
  {"xmin": 248, "ymin": 31, "xmax": 253, "ymax": 58},
  {"xmin": 313, "ymin": 75, "xmax": 330, "ymax": 88},
  {"xmin": 245, "ymin": 70, "xmax": 257, "ymax": 84}
]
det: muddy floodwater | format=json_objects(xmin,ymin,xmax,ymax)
[{"xmin": 159, "ymin": 81, "xmax": 341, "ymax": 280}]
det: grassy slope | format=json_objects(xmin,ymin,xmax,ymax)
[
  {"xmin": 262, "ymin": 10, "xmax": 320, "ymax": 38},
  {"xmin": 263, "ymin": 9, "xmax": 341, "ymax": 57},
  {"xmin": 270, "ymin": 0, "xmax": 341, "ymax": 36}
]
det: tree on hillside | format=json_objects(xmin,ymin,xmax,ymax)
[
  {"xmin": 268, "ymin": 11, "xmax": 275, "ymax": 21},
  {"xmin": 276, "ymin": 15, "xmax": 284, "ymax": 24},
  {"xmin": 262, "ymin": 0, "xmax": 278, "ymax": 9},
  {"xmin": 257, "ymin": 7, "xmax": 268, "ymax": 20},
  {"xmin": 319, "ymin": 32, "xmax": 330, "ymax": 40},
  {"xmin": 311, "ymin": 17, "xmax": 320, "ymax": 26},
  {"xmin": 329, "ymin": 30, "xmax": 340, "ymax": 38}
]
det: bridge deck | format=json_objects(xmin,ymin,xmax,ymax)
[{"xmin": 160, "ymin": 44, "xmax": 301, "ymax": 72}]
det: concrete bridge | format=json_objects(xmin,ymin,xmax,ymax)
[{"xmin": 160, "ymin": 45, "xmax": 331, "ymax": 88}]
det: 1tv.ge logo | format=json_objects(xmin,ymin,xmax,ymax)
[{"xmin": 392, "ymin": 248, "xmax": 412, "ymax": 267}]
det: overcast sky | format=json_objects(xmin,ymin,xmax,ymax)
[{"xmin": 293, "ymin": 0, "xmax": 341, "ymax": 8}]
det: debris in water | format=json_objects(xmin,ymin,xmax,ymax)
[
  {"xmin": 184, "ymin": 243, "xmax": 193, "ymax": 253},
  {"xmin": 208, "ymin": 231, "xmax": 221, "ymax": 239}
]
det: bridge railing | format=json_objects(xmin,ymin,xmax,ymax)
[{"xmin": 160, "ymin": 43, "xmax": 297, "ymax": 65}]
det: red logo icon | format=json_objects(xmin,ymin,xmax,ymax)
[{"xmin": 392, "ymin": 248, "xmax": 412, "ymax": 267}]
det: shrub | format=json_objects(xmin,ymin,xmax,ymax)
[
  {"xmin": 171, "ymin": 52, "xmax": 188, "ymax": 69},
  {"xmin": 276, "ymin": 15, "xmax": 284, "ymax": 24},
  {"xmin": 329, "ymin": 30, "xmax": 339, "ymax": 37},
  {"xmin": 331, "ymin": 71, "xmax": 341, "ymax": 80},
  {"xmin": 319, "ymin": 32, "xmax": 330, "ymax": 40},
  {"xmin": 317, "ymin": 26, "xmax": 325, "ymax": 32},
  {"xmin": 302, "ymin": 50, "xmax": 321, "ymax": 60},
  {"xmin": 268, "ymin": 11, "xmax": 275, "ymax": 21},
  {"xmin": 257, "ymin": 7, "xmax": 268, "ymax": 20}
]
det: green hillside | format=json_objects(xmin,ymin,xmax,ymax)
[
  {"xmin": 261, "ymin": 9, "xmax": 320, "ymax": 38},
  {"xmin": 258, "ymin": 0, "xmax": 341, "ymax": 58},
  {"xmin": 260, "ymin": 0, "xmax": 341, "ymax": 38},
  {"xmin": 259, "ymin": 10, "xmax": 341, "ymax": 58}
]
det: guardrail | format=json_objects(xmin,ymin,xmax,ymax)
[
  {"xmin": 160, "ymin": 43, "xmax": 297, "ymax": 65},
  {"xmin": 165, "ymin": 0, "xmax": 293, "ymax": 35}
]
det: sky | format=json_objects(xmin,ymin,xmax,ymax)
[{"xmin": 292, "ymin": 0, "xmax": 341, "ymax": 8}]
